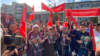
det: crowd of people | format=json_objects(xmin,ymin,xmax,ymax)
[{"xmin": 0, "ymin": 14, "xmax": 100, "ymax": 56}]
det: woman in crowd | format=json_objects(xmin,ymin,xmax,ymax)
[
  {"xmin": 26, "ymin": 24, "xmax": 44, "ymax": 56},
  {"xmin": 2, "ymin": 22, "xmax": 24, "ymax": 56},
  {"xmin": 43, "ymin": 26, "xmax": 59, "ymax": 56}
]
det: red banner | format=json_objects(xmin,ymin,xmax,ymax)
[
  {"xmin": 52, "ymin": 3, "xmax": 65, "ymax": 12},
  {"xmin": 42, "ymin": 2, "xmax": 52, "ymax": 12},
  {"xmin": 65, "ymin": 8, "xmax": 100, "ymax": 17},
  {"xmin": 42, "ymin": 3, "xmax": 65, "ymax": 12}
]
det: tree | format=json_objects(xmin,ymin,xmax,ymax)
[
  {"xmin": 53, "ymin": 13, "xmax": 58, "ymax": 24},
  {"xmin": 90, "ymin": 17, "xmax": 98, "ymax": 24}
]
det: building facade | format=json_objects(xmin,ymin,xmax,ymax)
[
  {"xmin": 1, "ymin": 2, "xmax": 31, "ymax": 20},
  {"xmin": 34, "ymin": 1, "xmax": 100, "ymax": 24},
  {"xmin": 65, "ymin": 1, "xmax": 100, "ymax": 24}
]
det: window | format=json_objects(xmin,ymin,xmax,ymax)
[
  {"xmin": 97, "ymin": 3, "xmax": 100, "ymax": 6},
  {"xmin": 16, "ymin": 9, "xmax": 22, "ymax": 11},
  {"xmin": 16, "ymin": 13, "xmax": 22, "ymax": 15},
  {"xmin": 16, "ymin": 6, "xmax": 24, "ymax": 8}
]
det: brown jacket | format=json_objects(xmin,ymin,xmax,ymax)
[{"xmin": 0, "ymin": 38, "xmax": 7, "ymax": 56}]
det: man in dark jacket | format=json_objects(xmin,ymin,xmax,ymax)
[{"xmin": 74, "ymin": 24, "xmax": 93, "ymax": 56}]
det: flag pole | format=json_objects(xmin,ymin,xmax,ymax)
[
  {"xmin": 25, "ymin": 4, "xmax": 27, "ymax": 45},
  {"xmin": 41, "ymin": 3, "xmax": 42, "ymax": 24},
  {"xmin": 63, "ymin": 11, "xmax": 65, "ymax": 22}
]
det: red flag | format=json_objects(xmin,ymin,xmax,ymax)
[
  {"xmin": 42, "ymin": 3, "xmax": 65, "ymax": 12},
  {"xmin": 89, "ymin": 21, "xmax": 96, "ymax": 51},
  {"xmin": 28, "ymin": 5, "xmax": 34, "ymax": 21},
  {"xmin": 63, "ymin": 22, "xmax": 68, "ymax": 28},
  {"xmin": 42, "ymin": 2, "xmax": 52, "ymax": 12},
  {"xmin": 58, "ymin": 14, "xmax": 60, "ymax": 26},
  {"xmin": 52, "ymin": 3, "xmax": 65, "ymax": 12},
  {"xmin": 19, "ymin": 4, "xmax": 27, "ymax": 38},
  {"xmin": 38, "ymin": 20, "xmax": 40, "ymax": 26},
  {"xmin": 66, "ymin": 8, "xmax": 78, "ymax": 27},
  {"xmin": 48, "ymin": 12, "xmax": 53, "ymax": 27}
]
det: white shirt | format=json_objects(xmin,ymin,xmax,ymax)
[
  {"xmin": 0, "ymin": 28, "xmax": 3, "ymax": 39},
  {"xmin": 93, "ymin": 29, "xmax": 100, "ymax": 48},
  {"xmin": 6, "ymin": 20, "xmax": 9, "ymax": 24},
  {"xmin": 35, "ymin": 43, "xmax": 38, "ymax": 47}
]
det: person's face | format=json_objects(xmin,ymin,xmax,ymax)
[
  {"xmin": 53, "ymin": 27, "xmax": 56, "ymax": 31},
  {"xmin": 63, "ymin": 29, "xmax": 67, "ymax": 33},
  {"xmin": 97, "ymin": 25, "xmax": 100, "ymax": 31},
  {"xmin": 5, "ymin": 15, "xmax": 10, "ymax": 20},
  {"xmin": 33, "ymin": 39, "xmax": 37, "ymax": 44},
  {"xmin": 73, "ymin": 25, "xmax": 77, "ymax": 30},
  {"xmin": 48, "ymin": 28, "xmax": 53, "ymax": 32},
  {"xmin": 9, "ymin": 24, "xmax": 17, "ymax": 32},
  {"xmin": 43, "ymin": 26, "xmax": 46, "ymax": 29},
  {"xmin": 33, "ymin": 27, "xmax": 39, "ymax": 34},
  {"xmin": 85, "ymin": 21, "xmax": 87, "ymax": 24},
  {"xmin": 79, "ymin": 26, "xmax": 86, "ymax": 32},
  {"xmin": 43, "ymin": 22, "xmax": 46, "ymax": 25}
]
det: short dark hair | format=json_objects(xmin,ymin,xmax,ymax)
[{"xmin": 79, "ymin": 24, "xmax": 85, "ymax": 27}]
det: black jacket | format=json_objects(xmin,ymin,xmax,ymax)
[{"xmin": 74, "ymin": 31, "xmax": 93, "ymax": 51}]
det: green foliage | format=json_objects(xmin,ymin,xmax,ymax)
[
  {"xmin": 90, "ymin": 17, "xmax": 98, "ymax": 24},
  {"xmin": 53, "ymin": 13, "xmax": 58, "ymax": 24}
]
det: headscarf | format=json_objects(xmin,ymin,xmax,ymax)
[{"xmin": 32, "ymin": 24, "xmax": 39, "ymax": 31}]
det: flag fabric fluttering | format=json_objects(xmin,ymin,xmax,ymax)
[
  {"xmin": 42, "ymin": 2, "xmax": 52, "ymax": 12},
  {"xmin": 19, "ymin": 4, "xmax": 27, "ymax": 38},
  {"xmin": 28, "ymin": 5, "xmax": 35, "ymax": 21},
  {"xmin": 42, "ymin": 2, "xmax": 65, "ymax": 12},
  {"xmin": 89, "ymin": 21, "xmax": 96, "ymax": 51},
  {"xmin": 58, "ymin": 14, "xmax": 60, "ymax": 26},
  {"xmin": 66, "ymin": 8, "xmax": 78, "ymax": 27},
  {"xmin": 51, "ymin": 3, "xmax": 65, "ymax": 12},
  {"xmin": 48, "ymin": 12, "xmax": 53, "ymax": 27}
]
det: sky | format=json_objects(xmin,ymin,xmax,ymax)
[{"xmin": 0, "ymin": 0, "xmax": 99, "ymax": 11}]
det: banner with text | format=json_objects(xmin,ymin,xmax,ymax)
[{"xmin": 65, "ymin": 8, "xmax": 100, "ymax": 17}]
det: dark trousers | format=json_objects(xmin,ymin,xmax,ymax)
[
  {"xmin": 77, "ymin": 49, "xmax": 88, "ymax": 56},
  {"xmin": 69, "ymin": 42, "xmax": 75, "ymax": 56},
  {"xmin": 90, "ymin": 51, "xmax": 95, "ymax": 56},
  {"xmin": 65, "ymin": 48, "xmax": 69, "ymax": 56}
]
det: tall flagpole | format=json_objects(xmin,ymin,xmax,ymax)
[
  {"xmin": 25, "ymin": 3, "xmax": 27, "ymax": 45},
  {"xmin": 41, "ymin": 2, "xmax": 43, "ymax": 30},
  {"xmin": 63, "ymin": 10, "xmax": 65, "ymax": 21}
]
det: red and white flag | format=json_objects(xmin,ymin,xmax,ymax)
[
  {"xmin": 19, "ymin": 4, "xmax": 27, "ymax": 38},
  {"xmin": 28, "ymin": 5, "xmax": 35, "ymax": 21}
]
